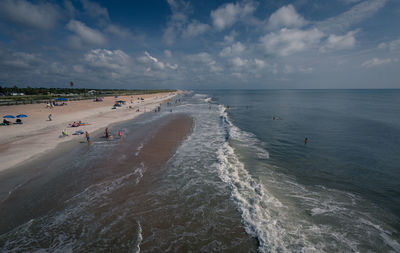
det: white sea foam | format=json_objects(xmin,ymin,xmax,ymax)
[
  {"xmin": 135, "ymin": 142, "xmax": 144, "ymax": 156},
  {"xmin": 220, "ymin": 105, "xmax": 270, "ymax": 160},
  {"xmin": 135, "ymin": 221, "xmax": 143, "ymax": 253}
]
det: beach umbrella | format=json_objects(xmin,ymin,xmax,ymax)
[
  {"xmin": 3, "ymin": 115, "xmax": 15, "ymax": 118},
  {"xmin": 56, "ymin": 97, "xmax": 68, "ymax": 101},
  {"xmin": 16, "ymin": 114, "xmax": 28, "ymax": 118}
]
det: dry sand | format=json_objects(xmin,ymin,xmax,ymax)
[{"xmin": 0, "ymin": 92, "xmax": 179, "ymax": 171}]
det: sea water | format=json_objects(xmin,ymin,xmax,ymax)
[
  {"xmin": 1, "ymin": 90, "xmax": 399, "ymax": 252},
  {"xmin": 203, "ymin": 89, "xmax": 400, "ymax": 252}
]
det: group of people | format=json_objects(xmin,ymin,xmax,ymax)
[
  {"xmin": 46, "ymin": 101, "xmax": 67, "ymax": 108},
  {"xmin": 61, "ymin": 128, "xmax": 122, "ymax": 143},
  {"xmin": 2, "ymin": 118, "xmax": 23, "ymax": 125},
  {"xmin": 70, "ymin": 121, "xmax": 83, "ymax": 127}
]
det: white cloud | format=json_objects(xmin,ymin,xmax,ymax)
[
  {"xmin": 182, "ymin": 20, "xmax": 210, "ymax": 38},
  {"xmin": 268, "ymin": 5, "xmax": 307, "ymax": 30},
  {"xmin": 283, "ymin": 64, "xmax": 294, "ymax": 74},
  {"xmin": 232, "ymin": 57, "xmax": 248, "ymax": 67},
  {"xmin": 260, "ymin": 28, "xmax": 324, "ymax": 56},
  {"xmin": 321, "ymin": 30, "xmax": 357, "ymax": 51},
  {"xmin": 211, "ymin": 2, "xmax": 256, "ymax": 30},
  {"xmin": 219, "ymin": 42, "xmax": 246, "ymax": 57},
  {"xmin": 166, "ymin": 63, "xmax": 178, "ymax": 70},
  {"xmin": 299, "ymin": 66, "xmax": 314, "ymax": 73},
  {"xmin": 66, "ymin": 20, "xmax": 106, "ymax": 47},
  {"xmin": 254, "ymin": 59, "xmax": 266, "ymax": 68},
  {"xmin": 378, "ymin": 38, "xmax": 400, "ymax": 50},
  {"xmin": 186, "ymin": 52, "xmax": 222, "ymax": 72},
  {"xmin": 361, "ymin": 57, "xmax": 397, "ymax": 68},
  {"xmin": 84, "ymin": 49, "xmax": 130, "ymax": 73},
  {"xmin": 164, "ymin": 50, "xmax": 172, "ymax": 58},
  {"xmin": 105, "ymin": 24, "xmax": 131, "ymax": 37},
  {"xmin": 80, "ymin": 0, "xmax": 109, "ymax": 21},
  {"xmin": 144, "ymin": 51, "xmax": 159, "ymax": 63},
  {"xmin": 163, "ymin": 0, "xmax": 191, "ymax": 45},
  {"xmin": 138, "ymin": 51, "xmax": 177, "ymax": 71},
  {"xmin": 223, "ymin": 32, "xmax": 237, "ymax": 44},
  {"xmin": 0, "ymin": 0, "xmax": 60, "ymax": 30},
  {"xmin": 378, "ymin": 42, "xmax": 387, "ymax": 49},
  {"xmin": 317, "ymin": 0, "xmax": 387, "ymax": 32}
]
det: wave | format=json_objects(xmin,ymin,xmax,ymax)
[{"xmin": 220, "ymin": 106, "xmax": 269, "ymax": 159}]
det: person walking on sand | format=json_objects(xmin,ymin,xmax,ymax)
[
  {"xmin": 105, "ymin": 128, "xmax": 111, "ymax": 138},
  {"xmin": 48, "ymin": 114, "xmax": 52, "ymax": 121},
  {"xmin": 118, "ymin": 130, "xmax": 122, "ymax": 138},
  {"xmin": 85, "ymin": 131, "xmax": 91, "ymax": 143}
]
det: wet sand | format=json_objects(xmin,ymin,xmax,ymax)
[{"xmin": 0, "ymin": 114, "xmax": 193, "ymax": 238}]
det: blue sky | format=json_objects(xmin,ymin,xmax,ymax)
[{"xmin": 0, "ymin": 0, "xmax": 399, "ymax": 89}]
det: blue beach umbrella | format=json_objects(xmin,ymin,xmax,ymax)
[
  {"xmin": 56, "ymin": 97, "xmax": 68, "ymax": 101},
  {"xmin": 3, "ymin": 115, "xmax": 15, "ymax": 118},
  {"xmin": 16, "ymin": 114, "xmax": 28, "ymax": 118}
]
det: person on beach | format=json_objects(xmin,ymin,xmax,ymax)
[
  {"xmin": 118, "ymin": 130, "xmax": 122, "ymax": 138},
  {"xmin": 85, "ymin": 131, "xmax": 90, "ymax": 143},
  {"xmin": 48, "ymin": 114, "xmax": 52, "ymax": 121},
  {"xmin": 62, "ymin": 129, "xmax": 68, "ymax": 136},
  {"xmin": 304, "ymin": 137, "xmax": 308, "ymax": 144},
  {"xmin": 105, "ymin": 128, "xmax": 111, "ymax": 138}
]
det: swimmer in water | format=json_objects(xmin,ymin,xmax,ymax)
[{"xmin": 304, "ymin": 137, "xmax": 308, "ymax": 144}]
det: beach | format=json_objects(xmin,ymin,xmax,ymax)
[
  {"xmin": 0, "ymin": 91, "xmax": 399, "ymax": 252},
  {"xmin": 0, "ymin": 92, "xmax": 179, "ymax": 171}
]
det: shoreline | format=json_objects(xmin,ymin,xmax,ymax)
[
  {"xmin": 0, "ymin": 113, "xmax": 194, "ymax": 236},
  {"xmin": 0, "ymin": 91, "xmax": 181, "ymax": 172}
]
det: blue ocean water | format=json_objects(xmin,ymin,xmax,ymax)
[
  {"xmin": 204, "ymin": 89, "xmax": 400, "ymax": 251},
  {"xmin": 209, "ymin": 89, "xmax": 400, "ymax": 216}
]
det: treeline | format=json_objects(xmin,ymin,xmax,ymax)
[{"xmin": 0, "ymin": 86, "xmax": 175, "ymax": 96}]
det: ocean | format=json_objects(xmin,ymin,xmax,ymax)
[{"xmin": 0, "ymin": 90, "xmax": 399, "ymax": 252}]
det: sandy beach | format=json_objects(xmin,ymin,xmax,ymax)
[
  {"xmin": 0, "ymin": 92, "xmax": 180, "ymax": 171},
  {"xmin": 0, "ymin": 113, "xmax": 194, "ymax": 238}
]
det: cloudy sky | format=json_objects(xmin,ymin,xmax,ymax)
[{"xmin": 0, "ymin": 0, "xmax": 399, "ymax": 89}]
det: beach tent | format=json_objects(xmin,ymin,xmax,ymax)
[
  {"xmin": 16, "ymin": 114, "xmax": 28, "ymax": 118},
  {"xmin": 3, "ymin": 115, "xmax": 15, "ymax": 118},
  {"xmin": 56, "ymin": 97, "xmax": 68, "ymax": 101}
]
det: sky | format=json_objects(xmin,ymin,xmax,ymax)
[{"xmin": 0, "ymin": 0, "xmax": 399, "ymax": 89}]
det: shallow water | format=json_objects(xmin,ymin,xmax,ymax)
[{"xmin": 1, "ymin": 90, "xmax": 399, "ymax": 252}]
